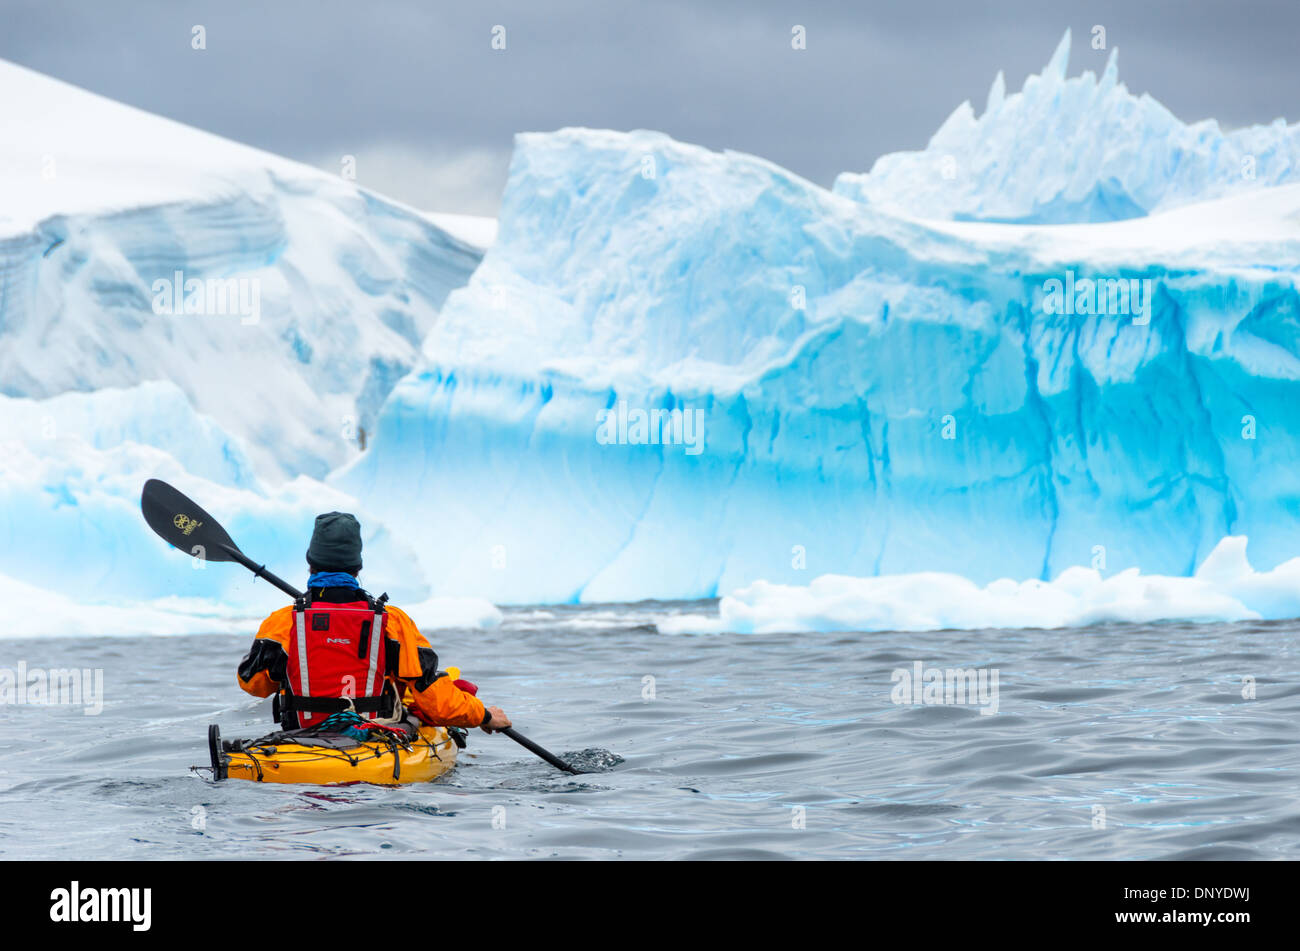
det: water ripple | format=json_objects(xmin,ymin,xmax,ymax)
[{"xmin": 2, "ymin": 610, "xmax": 1298, "ymax": 858}]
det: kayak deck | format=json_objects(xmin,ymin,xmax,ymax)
[{"xmin": 216, "ymin": 724, "xmax": 459, "ymax": 786}]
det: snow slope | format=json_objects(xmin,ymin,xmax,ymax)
[
  {"xmin": 425, "ymin": 213, "xmax": 499, "ymax": 250},
  {"xmin": 834, "ymin": 30, "xmax": 1300, "ymax": 223},
  {"xmin": 0, "ymin": 57, "xmax": 482, "ymax": 483}
]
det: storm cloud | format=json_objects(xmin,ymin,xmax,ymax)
[{"xmin": 3, "ymin": 0, "xmax": 1296, "ymax": 213}]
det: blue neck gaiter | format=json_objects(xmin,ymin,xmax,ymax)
[{"xmin": 308, "ymin": 571, "xmax": 360, "ymax": 589}]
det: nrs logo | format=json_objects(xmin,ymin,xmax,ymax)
[
  {"xmin": 325, "ymin": 638, "xmax": 351, "ymax": 646},
  {"xmin": 50, "ymin": 881, "xmax": 151, "ymax": 931},
  {"xmin": 172, "ymin": 513, "xmax": 202, "ymax": 536}
]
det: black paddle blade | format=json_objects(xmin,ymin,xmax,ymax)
[{"xmin": 140, "ymin": 479, "xmax": 242, "ymax": 563}]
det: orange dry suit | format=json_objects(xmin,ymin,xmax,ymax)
[{"xmin": 236, "ymin": 584, "xmax": 487, "ymax": 729}]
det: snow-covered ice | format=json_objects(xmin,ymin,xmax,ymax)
[
  {"xmin": 834, "ymin": 29, "xmax": 1300, "ymax": 223},
  {"xmin": 0, "ymin": 58, "xmax": 498, "ymax": 634},
  {"xmin": 0, "ymin": 57, "xmax": 483, "ymax": 483},
  {"xmin": 425, "ymin": 212, "xmax": 499, "ymax": 250},
  {"xmin": 5, "ymin": 34, "xmax": 1300, "ymax": 634}
]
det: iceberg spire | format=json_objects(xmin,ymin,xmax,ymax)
[
  {"xmin": 1099, "ymin": 45, "xmax": 1119, "ymax": 92},
  {"xmin": 984, "ymin": 70, "xmax": 1006, "ymax": 117},
  {"xmin": 1043, "ymin": 28, "xmax": 1071, "ymax": 83},
  {"xmin": 833, "ymin": 28, "xmax": 1300, "ymax": 223}
]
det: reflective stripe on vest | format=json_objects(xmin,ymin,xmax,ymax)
[
  {"xmin": 294, "ymin": 609, "xmax": 311, "ymax": 698},
  {"xmin": 364, "ymin": 610, "xmax": 384, "ymax": 700}
]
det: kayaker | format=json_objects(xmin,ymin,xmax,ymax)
[{"xmin": 236, "ymin": 511, "xmax": 511, "ymax": 734}]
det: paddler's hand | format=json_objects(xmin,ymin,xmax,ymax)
[{"xmin": 481, "ymin": 706, "xmax": 511, "ymax": 733}]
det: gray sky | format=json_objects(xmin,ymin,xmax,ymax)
[{"xmin": 4, "ymin": 0, "xmax": 1297, "ymax": 215}]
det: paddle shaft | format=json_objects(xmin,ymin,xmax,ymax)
[
  {"xmin": 220, "ymin": 545, "xmax": 303, "ymax": 600},
  {"xmin": 499, "ymin": 727, "xmax": 581, "ymax": 774}
]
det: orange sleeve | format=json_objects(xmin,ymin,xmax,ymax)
[
  {"xmin": 408, "ymin": 675, "xmax": 488, "ymax": 728},
  {"xmin": 385, "ymin": 606, "xmax": 487, "ymax": 728},
  {"xmin": 236, "ymin": 606, "xmax": 293, "ymax": 698}
]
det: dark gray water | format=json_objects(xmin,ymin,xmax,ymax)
[{"xmin": 2, "ymin": 604, "xmax": 1298, "ymax": 859}]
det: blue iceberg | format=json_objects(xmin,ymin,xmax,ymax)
[{"xmin": 341, "ymin": 118, "xmax": 1300, "ymax": 603}]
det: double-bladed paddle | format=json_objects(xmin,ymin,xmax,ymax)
[{"xmin": 140, "ymin": 478, "xmax": 584, "ymax": 775}]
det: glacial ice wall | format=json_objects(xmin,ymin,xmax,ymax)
[{"xmin": 341, "ymin": 127, "xmax": 1300, "ymax": 604}]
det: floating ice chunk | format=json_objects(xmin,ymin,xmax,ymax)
[{"xmin": 657, "ymin": 536, "xmax": 1297, "ymax": 634}]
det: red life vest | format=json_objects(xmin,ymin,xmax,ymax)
[{"xmin": 282, "ymin": 596, "xmax": 389, "ymax": 728}]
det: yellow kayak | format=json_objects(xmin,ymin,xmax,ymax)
[{"xmin": 208, "ymin": 723, "xmax": 460, "ymax": 786}]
